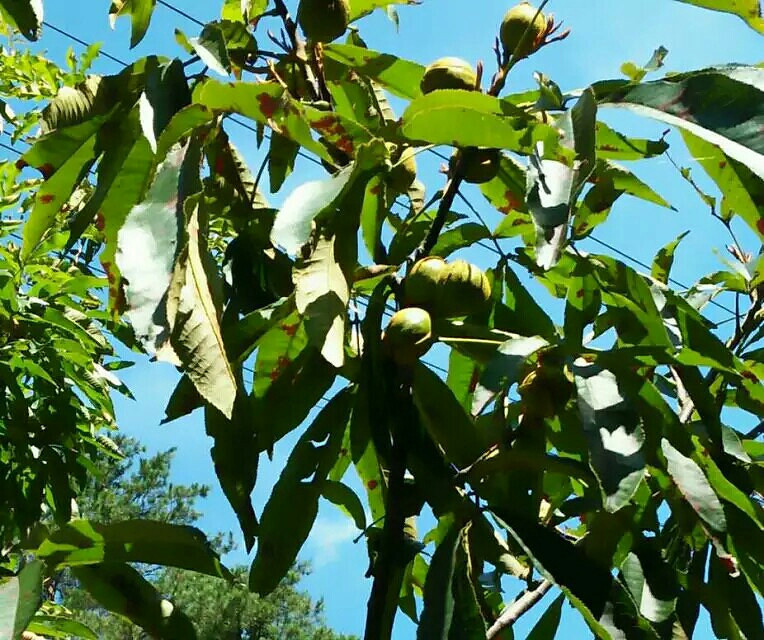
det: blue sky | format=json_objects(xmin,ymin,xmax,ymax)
[{"xmin": 21, "ymin": 0, "xmax": 763, "ymax": 637}]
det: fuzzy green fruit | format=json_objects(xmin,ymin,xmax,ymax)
[
  {"xmin": 420, "ymin": 57, "xmax": 477, "ymax": 94},
  {"xmin": 500, "ymin": 2, "xmax": 546, "ymax": 59},
  {"xmin": 383, "ymin": 307, "xmax": 434, "ymax": 365},
  {"xmin": 297, "ymin": 0, "xmax": 350, "ymax": 42},
  {"xmin": 389, "ymin": 147, "xmax": 418, "ymax": 193},
  {"xmin": 437, "ymin": 260, "xmax": 491, "ymax": 317},
  {"xmin": 453, "ymin": 148, "xmax": 501, "ymax": 184},
  {"xmin": 403, "ymin": 257, "xmax": 448, "ymax": 310}
]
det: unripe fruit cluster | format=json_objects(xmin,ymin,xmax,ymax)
[{"xmin": 382, "ymin": 257, "xmax": 492, "ymax": 365}]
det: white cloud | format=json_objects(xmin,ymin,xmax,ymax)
[{"xmin": 307, "ymin": 517, "xmax": 357, "ymax": 567}]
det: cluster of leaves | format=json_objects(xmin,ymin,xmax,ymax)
[{"xmin": 0, "ymin": 0, "xmax": 763, "ymax": 638}]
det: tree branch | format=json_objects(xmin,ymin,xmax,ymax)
[{"xmin": 485, "ymin": 579, "xmax": 553, "ymax": 639}]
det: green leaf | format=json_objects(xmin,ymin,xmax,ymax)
[
  {"xmin": 192, "ymin": 79, "xmax": 334, "ymax": 163},
  {"xmin": 529, "ymin": 88, "xmax": 597, "ymax": 269},
  {"xmin": 170, "ymin": 203, "xmax": 237, "ymax": 419},
  {"xmin": 682, "ymin": 130, "xmax": 764, "ymax": 238},
  {"xmin": 499, "ymin": 266, "xmax": 558, "ymax": 340},
  {"xmin": 413, "ymin": 363, "xmax": 485, "ymax": 470},
  {"xmin": 74, "ymin": 563, "xmax": 197, "ymax": 639},
  {"xmin": 115, "ymin": 144, "xmax": 186, "ymax": 355},
  {"xmin": 205, "ymin": 397, "xmax": 259, "ymax": 552},
  {"xmin": 573, "ymin": 360, "xmax": 646, "ymax": 512},
  {"xmin": 348, "ymin": 0, "xmax": 413, "ymax": 22},
  {"xmin": 187, "ymin": 23, "xmax": 230, "ymax": 77},
  {"xmin": 270, "ymin": 165, "xmax": 354, "ymax": 255},
  {"xmin": 417, "ymin": 516, "xmax": 460, "ymax": 640},
  {"xmin": 109, "ymin": 0, "xmax": 157, "ymax": 48},
  {"xmin": 0, "ymin": 0, "xmax": 43, "ymax": 40},
  {"xmin": 651, "ymin": 230, "xmax": 690, "ymax": 284},
  {"xmin": 0, "ymin": 560, "xmax": 43, "ymax": 639},
  {"xmin": 21, "ymin": 120, "xmax": 101, "ymax": 259},
  {"xmin": 675, "ymin": 0, "xmax": 764, "ymax": 33},
  {"xmin": 252, "ymin": 347, "xmax": 337, "ymax": 451},
  {"xmin": 34, "ymin": 519, "xmax": 231, "ymax": 578},
  {"xmin": 621, "ymin": 550, "xmax": 677, "ymax": 624},
  {"xmin": 526, "ymin": 594, "xmax": 565, "ymax": 640},
  {"xmin": 402, "ymin": 89, "xmax": 559, "ymax": 153},
  {"xmin": 249, "ymin": 389, "xmax": 354, "ymax": 595},
  {"xmin": 360, "ymin": 173, "xmax": 387, "ymax": 260},
  {"xmin": 431, "ymin": 223, "xmax": 490, "ymax": 258},
  {"xmin": 564, "ymin": 259, "xmax": 602, "ymax": 349},
  {"xmin": 322, "ymin": 480, "xmax": 367, "ymax": 530},
  {"xmin": 222, "ymin": 0, "xmax": 267, "ymax": 22},
  {"xmin": 594, "ymin": 121, "xmax": 669, "ymax": 160},
  {"xmin": 293, "ymin": 235, "xmax": 350, "ymax": 367},
  {"xmin": 661, "ymin": 439, "xmax": 726, "ymax": 532},
  {"xmin": 25, "ymin": 615, "xmax": 98, "ymax": 640},
  {"xmin": 594, "ymin": 66, "xmax": 764, "ymax": 179},
  {"xmin": 323, "ymin": 43, "xmax": 424, "ymax": 99},
  {"xmin": 268, "ymin": 131, "xmax": 299, "ymax": 192}
]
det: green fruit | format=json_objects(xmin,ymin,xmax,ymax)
[
  {"xmin": 420, "ymin": 57, "xmax": 477, "ymax": 94},
  {"xmin": 389, "ymin": 147, "xmax": 418, "ymax": 193},
  {"xmin": 437, "ymin": 260, "xmax": 491, "ymax": 317},
  {"xmin": 500, "ymin": 2, "xmax": 546, "ymax": 59},
  {"xmin": 383, "ymin": 307, "xmax": 434, "ymax": 364},
  {"xmin": 453, "ymin": 148, "xmax": 501, "ymax": 184},
  {"xmin": 403, "ymin": 257, "xmax": 448, "ymax": 310},
  {"xmin": 297, "ymin": 0, "xmax": 350, "ymax": 42}
]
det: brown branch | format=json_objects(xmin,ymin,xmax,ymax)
[{"xmin": 486, "ymin": 580, "xmax": 553, "ymax": 639}]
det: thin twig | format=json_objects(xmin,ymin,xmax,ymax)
[{"xmin": 485, "ymin": 580, "xmax": 553, "ymax": 639}]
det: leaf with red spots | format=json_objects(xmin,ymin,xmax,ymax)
[
  {"xmin": 192, "ymin": 79, "xmax": 334, "ymax": 163},
  {"xmin": 22, "ymin": 120, "xmax": 101, "ymax": 259},
  {"xmin": 249, "ymin": 389, "xmax": 354, "ymax": 596},
  {"xmin": 253, "ymin": 310, "xmax": 308, "ymax": 397},
  {"xmin": 564, "ymin": 258, "xmax": 601, "ymax": 350},
  {"xmin": 594, "ymin": 65, "xmax": 764, "ymax": 180},
  {"xmin": 682, "ymin": 130, "xmax": 764, "ymax": 239}
]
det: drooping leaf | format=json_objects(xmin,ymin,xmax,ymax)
[
  {"xmin": 109, "ymin": 0, "xmax": 157, "ymax": 47},
  {"xmin": 249, "ymin": 389, "xmax": 354, "ymax": 595},
  {"xmin": 661, "ymin": 439, "xmax": 726, "ymax": 532},
  {"xmin": 0, "ymin": 0, "xmax": 43, "ymax": 40},
  {"xmin": 573, "ymin": 359, "xmax": 646, "ymax": 513},
  {"xmin": 170, "ymin": 203, "xmax": 237, "ymax": 419},
  {"xmin": 528, "ymin": 88, "xmax": 596, "ymax": 269},
  {"xmin": 205, "ymin": 397, "xmax": 259, "ymax": 552},
  {"xmin": 25, "ymin": 615, "xmax": 98, "ymax": 640},
  {"xmin": 21, "ymin": 120, "xmax": 102, "ymax": 259},
  {"xmin": 682, "ymin": 130, "xmax": 764, "ymax": 238},
  {"xmin": 526, "ymin": 593, "xmax": 565, "ymax": 640},
  {"xmin": 34, "ymin": 519, "xmax": 231, "ymax": 578},
  {"xmin": 270, "ymin": 165, "xmax": 354, "ymax": 255},
  {"xmin": 674, "ymin": 0, "xmax": 764, "ymax": 33},
  {"xmin": 417, "ymin": 516, "xmax": 461, "ymax": 640},
  {"xmin": 472, "ymin": 336, "xmax": 549, "ymax": 416},
  {"xmin": 116, "ymin": 143, "xmax": 186, "ymax": 354},
  {"xmin": 293, "ymin": 235, "xmax": 349, "ymax": 367},
  {"xmin": 74, "ymin": 563, "xmax": 197, "ymax": 640},
  {"xmin": 268, "ymin": 131, "xmax": 299, "ymax": 193},
  {"xmin": 322, "ymin": 480, "xmax": 367, "ymax": 530},
  {"xmin": 594, "ymin": 66, "xmax": 764, "ymax": 179},
  {"xmin": 0, "ymin": 560, "xmax": 43, "ymax": 639},
  {"xmin": 323, "ymin": 43, "xmax": 424, "ymax": 99},
  {"xmin": 651, "ymin": 230, "xmax": 690, "ymax": 285}
]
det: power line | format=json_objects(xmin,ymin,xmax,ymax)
[{"xmin": 157, "ymin": 0, "xmax": 205, "ymax": 27}]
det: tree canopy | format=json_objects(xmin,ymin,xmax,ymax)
[{"xmin": 0, "ymin": 0, "xmax": 762, "ymax": 639}]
